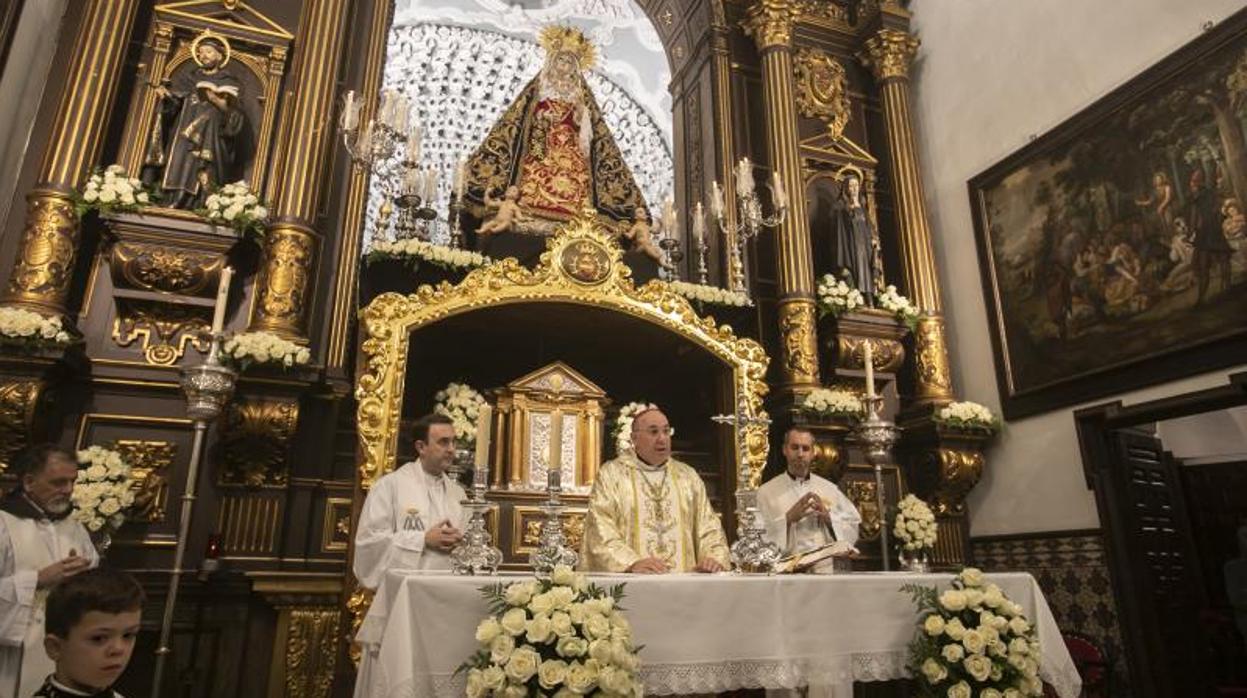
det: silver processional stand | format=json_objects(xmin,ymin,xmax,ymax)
[
  {"xmin": 712, "ymin": 402, "xmax": 782, "ymax": 573},
  {"xmin": 151, "ymin": 334, "xmax": 237, "ymax": 698},
  {"xmin": 851, "ymin": 394, "xmax": 901, "ymax": 572}
]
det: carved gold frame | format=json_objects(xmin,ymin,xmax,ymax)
[{"xmin": 354, "ymin": 209, "xmax": 771, "ymax": 491}]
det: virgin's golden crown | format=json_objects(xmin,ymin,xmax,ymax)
[{"xmin": 539, "ymin": 25, "xmax": 598, "ymax": 71}]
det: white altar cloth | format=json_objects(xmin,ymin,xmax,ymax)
[{"xmin": 354, "ymin": 570, "xmax": 1081, "ymax": 698}]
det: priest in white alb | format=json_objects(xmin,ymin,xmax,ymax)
[
  {"xmin": 353, "ymin": 414, "xmax": 467, "ymax": 589},
  {"xmin": 758, "ymin": 426, "xmax": 862, "ymax": 561},
  {"xmin": 0, "ymin": 444, "xmax": 98, "ymax": 698},
  {"xmin": 581, "ymin": 406, "xmax": 730, "ymax": 573}
]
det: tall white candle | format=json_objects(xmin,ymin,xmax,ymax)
[
  {"xmin": 863, "ymin": 340, "xmax": 875, "ymax": 399},
  {"xmin": 425, "ymin": 168, "xmax": 438, "ymax": 204},
  {"xmin": 549, "ymin": 411, "xmax": 563, "ymax": 490},
  {"xmin": 693, "ymin": 201, "xmax": 706, "ymax": 242},
  {"xmin": 711, "ymin": 181, "xmax": 725, "ymax": 219},
  {"xmin": 210, "ymin": 266, "xmax": 233, "ymax": 334},
  {"xmin": 771, "ymin": 171, "xmax": 787, "ymax": 210},
  {"xmin": 341, "ymin": 90, "xmax": 357, "ymax": 131},
  {"xmin": 453, "ymin": 159, "xmax": 467, "ymax": 198},
  {"xmin": 474, "ymin": 405, "xmax": 492, "ymax": 487}
]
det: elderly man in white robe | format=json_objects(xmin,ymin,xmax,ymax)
[
  {"xmin": 0, "ymin": 444, "xmax": 97, "ymax": 698},
  {"xmin": 353, "ymin": 414, "xmax": 467, "ymax": 589}
]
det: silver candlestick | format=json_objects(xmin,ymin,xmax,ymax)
[
  {"xmin": 451, "ymin": 462, "xmax": 502, "ymax": 575},
  {"xmin": 448, "ymin": 193, "xmax": 464, "ymax": 249},
  {"xmin": 712, "ymin": 403, "xmax": 781, "ymax": 573},
  {"xmin": 152, "ymin": 334, "xmax": 237, "ymax": 698},
  {"xmin": 529, "ymin": 467, "xmax": 579, "ymax": 574},
  {"xmin": 694, "ymin": 237, "xmax": 709, "ymax": 285},
  {"xmin": 852, "ymin": 394, "xmax": 901, "ymax": 571}
]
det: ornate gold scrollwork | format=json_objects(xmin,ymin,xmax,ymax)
[
  {"xmin": 931, "ymin": 447, "xmax": 985, "ymax": 516},
  {"xmin": 285, "ymin": 606, "xmax": 339, "ymax": 698},
  {"xmin": 346, "ymin": 586, "xmax": 375, "ymax": 665},
  {"xmin": 355, "ymin": 209, "xmax": 770, "ymax": 491},
  {"xmin": 522, "ymin": 512, "xmax": 586, "ymax": 551},
  {"xmin": 859, "ymin": 29, "xmax": 920, "ymax": 82},
  {"xmin": 0, "ymin": 380, "xmax": 43, "ymax": 471},
  {"xmin": 811, "ymin": 440, "xmax": 843, "ymax": 482},
  {"xmin": 913, "ymin": 315, "xmax": 953, "ymax": 401},
  {"xmin": 252, "ymin": 224, "xmax": 315, "ymax": 339},
  {"xmin": 110, "ymin": 242, "xmax": 224, "ymax": 296},
  {"xmin": 3, "ymin": 193, "xmax": 78, "ymax": 309},
  {"xmin": 845, "ymin": 480, "xmax": 880, "ymax": 541},
  {"xmin": 794, "ymin": 48, "xmax": 851, "ymax": 140},
  {"xmin": 836, "ymin": 335, "xmax": 905, "ymax": 374},
  {"xmin": 113, "ymin": 439, "xmax": 176, "ymax": 522},
  {"xmin": 777, "ymin": 300, "xmax": 819, "ymax": 386},
  {"xmin": 112, "ymin": 301, "xmax": 212, "ymax": 366},
  {"xmin": 220, "ymin": 398, "xmax": 299, "ymax": 487},
  {"xmin": 742, "ymin": 0, "xmax": 800, "ymax": 50}
]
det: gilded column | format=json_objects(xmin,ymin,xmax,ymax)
[
  {"xmin": 0, "ymin": 0, "xmax": 141, "ymax": 316},
  {"xmin": 743, "ymin": 0, "xmax": 819, "ymax": 392},
  {"xmin": 860, "ymin": 29, "xmax": 954, "ymax": 404},
  {"xmin": 249, "ymin": 0, "xmax": 349, "ymax": 340}
]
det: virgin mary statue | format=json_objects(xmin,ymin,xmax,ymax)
[{"xmin": 463, "ymin": 26, "xmax": 646, "ymax": 242}]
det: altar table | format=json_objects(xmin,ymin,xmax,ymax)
[{"xmin": 354, "ymin": 570, "xmax": 1082, "ymax": 698}]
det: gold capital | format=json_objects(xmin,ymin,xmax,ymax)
[
  {"xmin": 913, "ymin": 314, "xmax": 954, "ymax": 403},
  {"xmin": 249, "ymin": 224, "xmax": 316, "ymax": 340},
  {"xmin": 859, "ymin": 29, "xmax": 919, "ymax": 81},
  {"xmin": 743, "ymin": 0, "xmax": 800, "ymax": 51},
  {"xmin": 1, "ymin": 192, "xmax": 80, "ymax": 313}
]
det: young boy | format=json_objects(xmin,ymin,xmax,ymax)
[{"xmin": 35, "ymin": 568, "xmax": 143, "ymax": 697}]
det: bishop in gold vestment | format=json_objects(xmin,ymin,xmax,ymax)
[{"xmin": 581, "ymin": 408, "xmax": 730, "ymax": 573}]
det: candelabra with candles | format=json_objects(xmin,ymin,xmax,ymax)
[
  {"xmin": 710, "ymin": 158, "xmax": 790, "ymax": 294},
  {"xmin": 691, "ymin": 202, "xmax": 710, "ymax": 285},
  {"xmin": 529, "ymin": 464, "xmax": 579, "ymax": 574},
  {"xmin": 452, "ymin": 406, "xmax": 503, "ymax": 575},
  {"xmin": 340, "ymin": 88, "xmax": 436, "ymax": 244},
  {"xmin": 712, "ymin": 400, "xmax": 782, "ymax": 573},
  {"xmin": 849, "ymin": 341, "xmax": 901, "ymax": 572},
  {"xmin": 152, "ymin": 269, "xmax": 238, "ymax": 698},
  {"xmin": 447, "ymin": 159, "xmax": 468, "ymax": 248}
]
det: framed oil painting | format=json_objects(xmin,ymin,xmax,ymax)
[{"xmin": 970, "ymin": 10, "xmax": 1247, "ymax": 419}]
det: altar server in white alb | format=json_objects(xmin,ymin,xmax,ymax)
[
  {"xmin": 758, "ymin": 426, "xmax": 862, "ymax": 557},
  {"xmin": 0, "ymin": 443, "xmax": 98, "ymax": 698},
  {"xmin": 353, "ymin": 414, "xmax": 467, "ymax": 589}
]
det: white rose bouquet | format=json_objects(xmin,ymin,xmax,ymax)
[
  {"xmin": 200, "ymin": 181, "xmax": 269, "ymax": 239},
  {"xmin": 902, "ymin": 567, "xmax": 1044, "ymax": 698},
  {"xmin": 434, "ymin": 382, "xmax": 489, "ymax": 444},
  {"xmin": 366, "ymin": 238, "xmax": 490, "ymax": 271},
  {"xmin": 72, "ymin": 446, "xmax": 136, "ymax": 534},
  {"xmin": 894, "ymin": 494, "xmax": 938, "ymax": 553},
  {"xmin": 816, "ymin": 273, "xmax": 864, "ymax": 318},
  {"xmin": 460, "ymin": 566, "xmax": 642, "ymax": 697},
  {"xmin": 875, "ymin": 284, "xmax": 920, "ymax": 330},
  {"xmin": 221, "ymin": 330, "xmax": 311, "ymax": 371},
  {"xmin": 611, "ymin": 402, "xmax": 666, "ymax": 456},
  {"xmin": 935, "ymin": 401, "xmax": 1001, "ymax": 433},
  {"xmin": 75, "ymin": 165, "xmax": 155, "ymax": 217},
  {"xmin": 0, "ymin": 307, "xmax": 73, "ymax": 350},
  {"xmin": 800, "ymin": 388, "xmax": 863, "ymax": 419},
  {"xmin": 666, "ymin": 281, "xmax": 752, "ymax": 307}
]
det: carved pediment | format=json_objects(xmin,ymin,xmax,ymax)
[
  {"xmin": 507, "ymin": 361, "xmax": 607, "ymax": 403},
  {"xmin": 154, "ymin": 1, "xmax": 293, "ymax": 43}
]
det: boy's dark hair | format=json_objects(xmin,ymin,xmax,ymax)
[
  {"xmin": 10, "ymin": 443, "xmax": 76, "ymax": 480},
  {"xmin": 412, "ymin": 413, "xmax": 454, "ymax": 445},
  {"xmin": 45, "ymin": 567, "xmax": 145, "ymax": 637}
]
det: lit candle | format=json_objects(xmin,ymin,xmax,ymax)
[
  {"xmin": 453, "ymin": 159, "xmax": 467, "ymax": 198},
  {"xmin": 736, "ymin": 158, "xmax": 755, "ymax": 197},
  {"xmin": 474, "ymin": 405, "xmax": 492, "ymax": 486},
  {"xmin": 662, "ymin": 196, "xmax": 676, "ymax": 239},
  {"xmin": 692, "ymin": 201, "xmax": 706, "ymax": 242},
  {"xmin": 340, "ymin": 90, "xmax": 357, "ymax": 131},
  {"xmin": 711, "ymin": 181, "xmax": 725, "ymax": 219},
  {"xmin": 863, "ymin": 340, "xmax": 876, "ymax": 399},
  {"xmin": 210, "ymin": 266, "xmax": 233, "ymax": 334},
  {"xmin": 549, "ymin": 411, "xmax": 563, "ymax": 491},
  {"xmin": 424, "ymin": 167, "xmax": 438, "ymax": 204},
  {"xmin": 771, "ymin": 171, "xmax": 787, "ymax": 210}
]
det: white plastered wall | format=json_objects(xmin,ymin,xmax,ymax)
[{"xmin": 907, "ymin": 0, "xmax": 1247, "ymax": 536}]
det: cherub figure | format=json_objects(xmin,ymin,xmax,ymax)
[
  {"xmin": 620, "ymin": 207, "xmax": 671, "ymax": 269},
  {"xmin": 479, "ymin": 186, "xmax": 529, "ymax": 235}
]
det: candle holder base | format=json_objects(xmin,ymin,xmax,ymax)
[{"xmin": 451, "ymin": 486, "xmax": 502, "ymax": 576}]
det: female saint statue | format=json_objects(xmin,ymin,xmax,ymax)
[
  {"xmin": 145, "ymin": 30, "xmax": 247, "ymax": 209},
  {"xmin": 832, "ymin": 174, "xmax": 878, "ymax": 299}
]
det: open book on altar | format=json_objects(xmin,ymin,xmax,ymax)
[{"xmin": 775, "ymin": 541, "xmax": 859, "ymax": 574}]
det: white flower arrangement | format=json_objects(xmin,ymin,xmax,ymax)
[
  {"xmin": 72, "ymin": 446, "xmax": 136, "ymax": 533},
  {"xmin": 200, "ymin": 181, "xmax": 269, "ymax": 239},
  {"xmin": 799, "ymin": 388, "xmax": 863, "ymax": 419},
  {"xmin": 367, "ymin": 238, "xmax": 490, "ymax": 271},
  {"xmin": 934, "ymin": 401, "xmax": 1001, "ymax": 433},
  {"xmin": 0, "ymin": 307, "xmax": 72, "ymax": 349},
  {"xmin": 666, "ymin": 281, "xmax": 752, "ymax": 307},
  {"xmin": 611, "ymin": 401, "xmax": 666, "ymax": 456},
  {"xmin": 221, "ymin": 331, "xmax": 311, "ymax": 370},
  {"xmin": 460, "ymin": 566, "xmax": 642, "ymax": 697},
  {"xmin": 434, "ymin": 382, "xmax": 489, "ymax": 444},
  {"xmin": 894, "ymin": 494, "xmax": 938, "ymax": 552},
  {"xmin": 902, "ymin": 567, "xmax": 1044, "ymax": 697},
  {"xmin": 816, "ymin": 273, "xmax": 864, "ymax": 318},
  {"xmin": 76, "ymin": 165, "xmax": 155, "ymax": 216},
  {"xmin": 876, "ymin": 284, "xmax": 920, "ymax": 330}
]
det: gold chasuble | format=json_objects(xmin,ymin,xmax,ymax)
[
  {"xmin": 581, "ymin": 452, "xmax": 730, "ymax": 572},
  {"xmin": 463, "ymin": 26, "xmax": 646, "ymax": 228}
]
